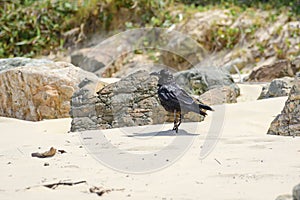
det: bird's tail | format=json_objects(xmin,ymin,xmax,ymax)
[
  {"xmin": 199, "ymin": 103, "xmax": 214, "ymax": 111},
  {"xmin": 198, "ymin": 103, "xmax": 214, "ymax": 116}
]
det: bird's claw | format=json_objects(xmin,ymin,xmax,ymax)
[{"xmin": 172, "ymin": 125, "xmax": 179, "ymax": 133}]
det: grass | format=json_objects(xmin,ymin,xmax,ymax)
[{"xmin": 0, "ymin": 0, "xmax": 299, "ymax": 58}]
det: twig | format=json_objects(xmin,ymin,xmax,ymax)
[
  {"xmin": 31, "ymin": 147, "xmax": 56, "ymax": 158},
  {"xmin": 214, "ymin": 158, "xmax": 222, "ymax": 165},
  {"xmin": 43, "ymin": 181, "xmax": 87, "ymax": 189}
]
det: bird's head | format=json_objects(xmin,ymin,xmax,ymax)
[{"xmin": 150, "ymin": 69, "xmax": 174, "ymax": 85}]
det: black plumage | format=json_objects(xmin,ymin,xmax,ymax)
[{"xmin": 151, "ymin": 69, "xmax": 213, "ymax": 133}]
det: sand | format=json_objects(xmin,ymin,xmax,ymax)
[{"xmin": 0, "ymin": 84, "xmax": 299, "ymax": 200}]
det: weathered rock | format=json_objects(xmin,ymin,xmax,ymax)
[
  {"xmin": 110, "ymin": 54, "xmax": 166, "ymax": 78},
  {"xmin": 174, "ymin": 66, "xmax": 240, "ymax": 99},
  {"xmin": 71, "ymin": 29, "xmax": 169, "ymax": 78},
  {"xmin": 246, "ymin": 58, "xmax": 300, "ymax": 82},
  {"xmin": 292, "ymin": 56, "xmax": 300, "ymax": 72},
  {"xmin": 199, "ymin": 86, "xmax": 238, "ymax": 105},
  {"xmin": 275, "ymin": 194, "xmax": 293, "ymax": 200},
  {"xmin": 0, "ymin": 57, "xmax": 53, "ymax": 72},
  {"xmin": 71, "ymin": 48, "xmax": 106, "ymax": 76},
  {"xmin": 275, "ymin": 183, "xmax": 300, "ymax": 200},
  {"xmin": 70, "ymin": 30, "xmax": 144, "ymax": 77},
  {"xmin": 172, "ymin": 9, "xmax": 300, "ymax": 74},
  {"xmin": 251, "ymin": 17, "xmax": 299, "ymax": 60},
  {"xmin": 267, "ymin": 73, "xmax": 300, "ymax": 136},
  {"xmin": 0, "ymin": 58, "xmax": 100, "ymax": 121},
  {"xmin": 70, "ymin": 69, "xmax": 205, "ymax": 132},
  {"xmin": 176, "ymin": 9, "xmax": 235, "ymax": 51},
  {"xmin": 258, "ymin": 77, "xmax": 294, "ymax": 99},
  {"xmin": 159, "ymin": 34, "xmax": 207, "ymax": 71},
  {"xmin": 293, "ymin": 183, "xmax": 300, "ymax": 200},
  {"xmin": 71, "ymin": 28, "xmax": 211, "ymax": 78}
]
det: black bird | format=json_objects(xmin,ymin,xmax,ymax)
[{"xmin": 151, "ymin": 69, "xmax": 214, "ymax": 133}]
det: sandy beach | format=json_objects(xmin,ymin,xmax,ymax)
[
  {"xmin": 0, "ymin": 84, "xmax": 300, "ymax": 200},
  {"xmin": 2, "ymin": 1, "xmax": 300, "ymax": 199}
]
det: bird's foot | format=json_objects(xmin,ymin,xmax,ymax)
[{"xmin": 172, "ymin": 125, "xmax": 179, "ymax": 133}]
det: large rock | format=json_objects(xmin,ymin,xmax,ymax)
[
  {"xmin": 267, "ymin": 73, "xmax": 300, "ymax": 136},
  {"xmin": 70, "ymin": 70, "xmax": 205, "ymax": 132},
  {"xmin": 275, "ymin": 195, "xmax": 293, "ymax": 200},
  {"xmin": 72, "ymin": 28, "xmax": 211, "ymax": 78},
  {"xmin": 173, "ymin": 9, "xmax": 300, "ymax": 74},
  {"xmin": 71, "ymin": 28, "xmax": 173, "ymax": 78},
  {"xmin": 199, "ymin": 86, "xmax": 238, "ymax": 105},
  {"xmin": 293, "ymin": 183, "xmax": 300, "ymax": 200},
  {"xmin": 0, "ymin": 58, "xmax": 100, "ymax": 121},
  {"xmin": 175, "ymin": 9, "xmax": 235, "ymax": 51},
  {"xmin": 159, "ymin": 33, "xmax": 207, "ymax": 71},
  {"xmin": 275, "ymin": 183, "xmax": 300, "ymax": 200},
  {"xmin": 106, "ymin": 54, "xmax": 166, "ymax": 78},
  {"xmin": 174, "ymin": 66, "xmax": 240, "ymax": 103},
  {"xmin": 0, "ymin": 57, "xmax": 53, "ymax": 72},
  {"xmin": 246, "ymin": 59, "xmax": 300, "ymax": 82},
  {"xmin": 71, "ymin": 48, "xmax": 107, "ymax": 76},
  {"xmin": 70, "ymin": 30, "xmax": 145, "ymax": 77},
  {"xmin": 258, "ymin": 77, "xmax": 294, "ymax": 99}
]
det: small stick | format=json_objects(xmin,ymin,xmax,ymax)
[{"xmin": 214, "ymin": 158, "xmax": 222, "ymax": 165}]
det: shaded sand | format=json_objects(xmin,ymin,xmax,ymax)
[{"xmin": 1, "ymin": 96, "xmax": 300, "ymax": 200}]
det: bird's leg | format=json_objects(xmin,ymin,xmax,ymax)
[
  {"xmin": 174, "ymin": 114, "xmax": 182, "ymax": 133},
  {"xmin": 177, "ymin": 114, "xmax": 182, "ymax": 130},
  {"xmin": 172, "ymin": 110, "xmax": 178, "ymax": 131}
]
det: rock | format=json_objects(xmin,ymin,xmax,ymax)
[
  {"xmin": 292, "ymin": 56, "xmax": 300, "ymax": 71},
  {"xmin": 293, "ymin": 183, "xmax": 300, "ymax": 200},
  {"xmin": 267, "ymin": 73, "xmax": 300, "ymax": 136},
  {"xmin": 108, "ymin": 54, "xmax": 165, "ymax": 78},
  {"xmin": 71, "ymin": 48, "xmax": 106, "ymax": 76},
  {"xmin": 266, "ymin": 21, "xmax": 300, "ymax": 59},
  {"xmin": 159, "ymin": 33, "xmax": 206, "ymax": 71},
  {"xmin": 70, "ymin": 30, "xmax": 143, "ymax": 77},
  {"xmin": 72, "ymin": 28, "xmax": 210, "ymax": 78},
  {"xmin": 174, "ymin": 66, "xmax": 240, "ymax": 98},
  {"xmin": 171, "ymin": 9, "xmax": 299, "ymax": 74},
  {"xmin": 0, "ymin": 57, "xmax": 53, "ymax": 72},
  {"xmin": 70, "ymin": 69, "xmax": 205, "ymax": 132},
  {"xmin": 160, "ymin": 9, "xmax": 236, "ymax": 70},
  {"xmin": 71, "ymin": 29, "xmax": 166, "ymax": 78},
  {"xmin": 246, "ymin": 59, "xmax": 300, "ymax": 82},
  {"xmin": 175, "ymin": 10, "xmax": 234, "ymax": 51},
  {"xmin": 0, "ymin": 58, "xmax": 100, "ymax": 121},
  {"xmin": 251, "ymin": 16, "xmax": 297, "ymax": 60},
  {"xmin": 275, "ymin": 194, "xmax": 293, "ymax": 200},
  {"xmin": 70, "ymin": 77, "xmax": 111, "ymax": 131},
  {"xmin": 275, "ymin": 183, "xmax": 300, "ymax": 200},
  {"xmin": 199, "ymin": 86, "xmax": 238, "ymax": 105},
  {"xmin": 258, "ymin": 77, "xmax": 294, "ymax": 99}
]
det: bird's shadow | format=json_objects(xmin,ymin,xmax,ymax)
[{"xmin": 127, "ymin": 129, "xmax": 198, "ymax": 137}]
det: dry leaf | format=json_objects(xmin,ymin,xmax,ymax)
[{"xmin": 31, "ymin": 147, "xmax": 57, "ymax": 158}]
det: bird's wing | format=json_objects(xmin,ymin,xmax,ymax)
[
  {"xmin": 171, "ymin": 84, "xmax": 213, "ymax": 111},
  {"xmin": 159, "ymin": 84, "xmax": 194, "ymax": 105},
  {"xmin": 158, "ymin": 84, "xmax": 212, "ymax": 115},
  {"xmin": 158, "ymin": 85, "xmax": 178, "ymax": 101},
  {"xmin": 170, "ymin": 84, "xmax": 195, "ymax": 105}
]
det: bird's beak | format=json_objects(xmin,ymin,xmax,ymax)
[{"xmin": 150, "ymin": 71, "xmax": 160, "ymax": 76}]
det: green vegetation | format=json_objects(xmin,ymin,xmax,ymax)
[
  {"xmin": 178, "ymin": 0, "xmax": 300, "ymax": 15},
  {"xmin": 0, "ymin": 0, "xmax": 78, "ymax": 57},
  {"xmin": 0, "ymin": 0, "xmax": 299, "ymax": 58},
  {"xmin": 0, "ymin": 0, "xmax": 177, "ymax": 57}
]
